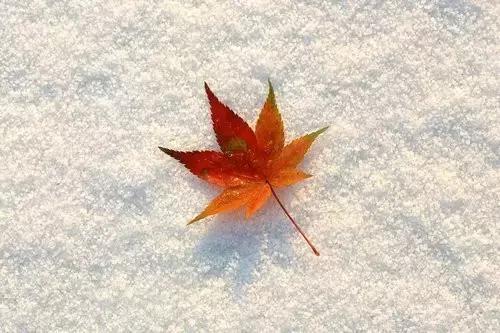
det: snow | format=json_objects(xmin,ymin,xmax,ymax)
[{"xmin": 1, "ymin": 0, "xmax": 499, "ymax": 331}]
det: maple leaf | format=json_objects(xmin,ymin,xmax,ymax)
[{"xmin": 159, "ymin": 81, "xmax": 327, "ymax": 256}]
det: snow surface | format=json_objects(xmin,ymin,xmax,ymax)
[{"xmin": 1, "ymin": 0, "xmax": 499, "ymax": 331}]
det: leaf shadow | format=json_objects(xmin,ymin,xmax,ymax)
[{"xmin": 191, "ymin": 210, "xmax": 298, "ymax": 300}]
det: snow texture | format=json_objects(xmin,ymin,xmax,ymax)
[{"xmin": 1, "ymin": 0, "xmax": 499, "ymax": 331}]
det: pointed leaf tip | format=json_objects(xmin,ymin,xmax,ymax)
[
  {"xmin": 204, "ymin": 82, "xmax": 212, "ymax": 95},
  {"xmin": 308, "ymin": 126, "xmax": 329, "ymax": 140},
  {"xmin": 187, "ymin": 216, "xmax": 202, "ymax": 225},
  {"xmin": 269, "ymin": 127, "xmax": 328, "ymax": 173},
  {"xmin": 158, "ymin": 146, "xmax": 173, "ymax": 155},
  {"xmin": 188, "ymin": 209, "xmax": 212, "ymax": 225},
  {"xmin": 267, "ymin": 78, "xmax": 273, "ymax": 91},
  {"xmin": 206, "ymin": 83, "xmax": 258, "ymax": 154},
  {"xmin": 267, "ymin": 79, "xmax": 276, "ymax": 104},
  {"xmin": 255, "ymin": 80, "xmax": 284, "ymax": 156}
]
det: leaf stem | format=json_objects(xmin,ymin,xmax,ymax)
[{"xmin": 267, "ymin": 182, "xmax": 320, "ymax": 256}]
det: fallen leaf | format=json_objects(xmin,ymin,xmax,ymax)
[{"xmin": 159, "ymin": 80, "xmax": 327, "ymax": 255}]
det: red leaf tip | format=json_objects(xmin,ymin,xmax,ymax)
[
  {"xmin": 204, "ymin": 82, "xmax": 213, "ymax": 97},
  {"xmin": 158, "ymin": 146, "xmax": 176, "ymax": 157}
]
